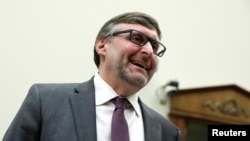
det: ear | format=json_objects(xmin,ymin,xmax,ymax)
[{"xmin": 95, "ymin": 38, "xmax": 108, "ymax": 56}]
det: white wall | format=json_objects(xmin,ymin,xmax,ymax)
[{"xmin": 1, "ymin": 0, "xmax": 249, "ymax": 138}]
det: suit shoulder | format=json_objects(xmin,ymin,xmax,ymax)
[
  {"xmin": 32, "ymin": 83, "xmax": 80, "ymax": 89},
  {"xmin": 28, "ymin": 83, "xmax": 81, "ymax": 97}
]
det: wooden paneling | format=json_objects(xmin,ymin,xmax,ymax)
[{"xmin": 168, "ymin": 84, "xmax": 250, "ymax": 141}]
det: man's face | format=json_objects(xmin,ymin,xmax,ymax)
[{"xmin": 99, "ymin": 23, "xmax": 159, "ymax": 89}]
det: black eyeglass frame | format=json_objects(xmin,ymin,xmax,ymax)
[{"xmin": 108, "ymin": 29, "xmax": 166, "ymax": 57}]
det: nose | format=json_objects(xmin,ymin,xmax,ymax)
[{"xmin": 140, "ymin": 42, "xmax": 154, "ymax": 56}]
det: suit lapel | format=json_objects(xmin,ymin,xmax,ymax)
[
  {"xmin": 70, "ymin": 78, "xmax": 97, "ymax": 141},
  {"xmin": 139, "ymin": 100, "xmax": 162, "ymax": 141}
]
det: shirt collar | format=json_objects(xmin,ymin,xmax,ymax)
[{"xmin": 94, "ymin": 73, "xmax": 141, "ymax": 117}]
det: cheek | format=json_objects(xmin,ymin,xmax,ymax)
[
  {"xmin": 147, "ymin": 58, "xmax": 158, "ymax": 81},
  {"xmin": 110, "ymin": 40, "xmax": 129, "ymax": 55},
  {"xmin": 151, "ymin": 57, "xmax": 159, "ymax": 72}
]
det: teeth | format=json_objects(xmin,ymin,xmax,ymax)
[{"xmin": 132, "ymin": 61, "xmax": 146, "ymax": 69}]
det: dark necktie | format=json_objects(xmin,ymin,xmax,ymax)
[{"xmin": 111, "ymin": 97, "xmax": 130, "ymax": 141}]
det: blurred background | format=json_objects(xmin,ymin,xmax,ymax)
[{"xmin": 1, "ymin": 0, "xmax": 249, "ymax": 139}]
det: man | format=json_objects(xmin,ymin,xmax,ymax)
[{"xmin": 3, "ymin": 12, "xmax": 181, "ymax": 141}]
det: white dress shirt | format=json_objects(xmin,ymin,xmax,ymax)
[{"xmin": 94, "ymin": 73, "xmax": 145, "ymax": 141}]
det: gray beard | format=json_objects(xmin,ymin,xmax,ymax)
[{"xmin": 114, "ymin": 63, "xmax": 148, "ymax": 88}]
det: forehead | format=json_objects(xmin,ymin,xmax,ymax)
[{"xmin": 115, "ymin": 23, "xmax": 160, "ymax": 40}]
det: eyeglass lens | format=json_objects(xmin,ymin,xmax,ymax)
[{"xmin": 129, "ymin": 30, "xmax": 165, "ymax": 57}]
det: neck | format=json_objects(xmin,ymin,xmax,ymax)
[{"xmin": 98, "ymin": 72, "xmax": 141, "ymax": 97}]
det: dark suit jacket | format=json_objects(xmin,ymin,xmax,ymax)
[{"xmin": 3, "ymin": 77, "xmax": 181, "ymax": 141}]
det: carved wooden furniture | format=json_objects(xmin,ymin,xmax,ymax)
[{"xmin": 168, "ymin": 84, "xmax": 250, "ymax": 141}]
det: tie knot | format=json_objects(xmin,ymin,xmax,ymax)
[{"xmin": 115, "ymin": 97, "xmax": 128, "ymax": 109}]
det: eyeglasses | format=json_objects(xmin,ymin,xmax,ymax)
[{"xmin": 109, "ymin": 29, "xmax": 166, "ymax": 57}]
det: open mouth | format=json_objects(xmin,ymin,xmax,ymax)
[{"xmin": 131, "ymin": 61, "xmax": 147, "ymax": 70}]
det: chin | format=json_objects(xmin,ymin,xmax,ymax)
[{"xmin": 128, "ymin": 74, "xmax": 148, "ymax": 88}]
